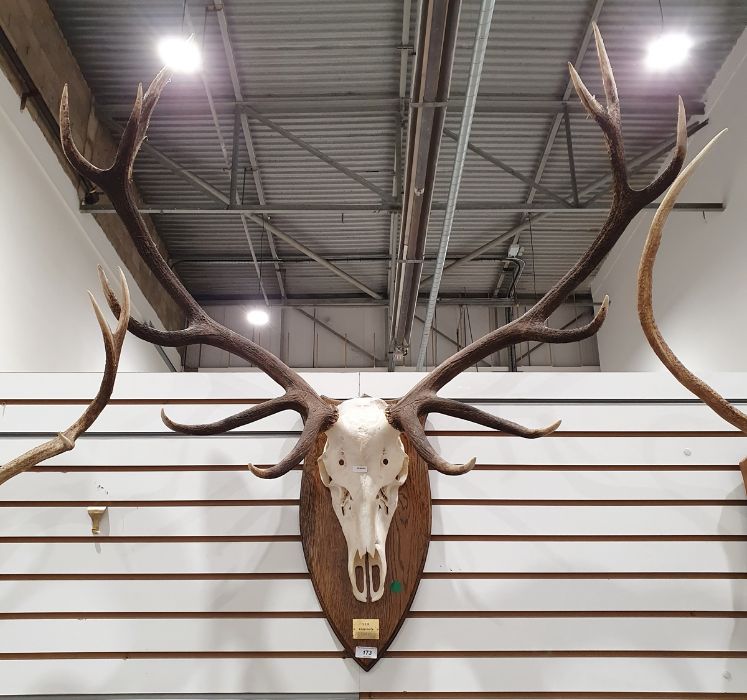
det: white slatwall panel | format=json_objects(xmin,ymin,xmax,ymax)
[{"xmin": 1, "ymin": 371, "xmax": 747, "ymax": 697}]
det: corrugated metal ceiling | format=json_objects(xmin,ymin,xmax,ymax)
[{"xmin": 48, "ymin": 0, "xmax": 747, "ymax": 303}]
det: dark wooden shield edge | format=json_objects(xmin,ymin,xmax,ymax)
[{"xmin": 300, "ymin": 430, "xmax": 431, "ymax": 671}]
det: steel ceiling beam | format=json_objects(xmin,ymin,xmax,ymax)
[
  {"xmin": 418, "ymin": 118, "xmax": 711, "ymax": 285},
  {"xmin": 525, "ymin": 0, "xmax": 607, "ymax": 208},
  {"xmin": 85, "ymin": 203, "xmax": 397, "ymax": 214},
  {"xmin": 172, "ymin": 254, "xmax": 538, "ymax": 265},
  {"xmin": 415, "ymin": 0, "xmax": 496, "ymax": 371},
  {"xmin": 211, "ymin": 2, "xmax": 286, "ymax": 298},
  {"xmin": 563, "ymin": 104, "xmax": 580, "ymax": 207},
  {"xmin": 484, "ymin": 0, "xmax": 606, "ymax": 302},
  {"xmin": 101, "ymin": 95, "xmax": 705, "ymax": 117},
  {"xmin": 96, "ymin": 120, "xmax": 382, "ymax": 300},
  {"xmin": 442, "ymin": 127, "xmax": 571, "ymax": 207},
  {"xmin": 228, "ymin": 108, "xmax": 269, "ymax": 305},
  {"xmin": 389, "ymin": 0, "xmax": 463, "ymax": 362},
  {"xmin": 194, "ymin": 294, "xmax": 597, "ymax": 307},
  {"xmin": 84, "ymin": 201, "xmax": 722, "ymax": 215},
  {"xmin": 243, "ymin": 104, "xmax": 394, "ymax": 203},
  {"xmin": 387, "ymin": 0, "xmax": 413, "ymax": 370}
]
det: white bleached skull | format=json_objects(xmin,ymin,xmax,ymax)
[{"xmin": 318, "ymin": 397, "xmax": 409, "ymax": 602}]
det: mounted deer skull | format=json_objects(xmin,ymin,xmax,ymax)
[
  {"xmin": 58, "ymin": 24, "xmax": 688, "ymax": 666},
  {"xmin": 318, "ymin": 396, "xmax": 409, "ymax": 602}
]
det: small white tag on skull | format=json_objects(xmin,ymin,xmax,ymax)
[
  {"xmin": 355, "ymin": 645, "xmax": 378, "ymax": 659},
  {"xmin": 351, "ymin": 464, "xmax": 368, "ymax": 473}
]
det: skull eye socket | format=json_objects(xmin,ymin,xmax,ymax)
[
  {"xmin": 338, "ymin": 459, "xmax": 345, "ymax": 466},
  {"xmin": 382, "ymin": 458, "xmax": 389, "ymax": 465}
]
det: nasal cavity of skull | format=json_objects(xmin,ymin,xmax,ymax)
[
  {"xmin": 340, "ymin": 486, "xmax": 352, "ymax": 516},
  {"xmin": 370, "ymin": 561, "xmax": 381, "ymax": 595},
  {"xmin": 353, "ymin": 556, "xmax": 381, "ymax": 601},
  {"xmin": 376, "ymin": 487, "xmax": 390, "ymax": 514}
]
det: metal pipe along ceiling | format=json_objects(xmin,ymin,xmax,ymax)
[
  {"xmin": 415, "ymin": 0, "xmax": 496, "ymax": 370},
  {"xmin": 389, "ymin": 0, "xmax": 462, "ymax": 362}
]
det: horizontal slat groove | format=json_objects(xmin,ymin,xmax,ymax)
[
  {"xmin": 4, "ymin": 572, "xmax": 747, "ymax": 580},
  {"xmin": 0, "ymin": 399, "xmax": 270, "ymax": 406},
  {"xmin": 361, "ymin": 694, "xmax": 747, "ymax": 698},
  {"xmin": 3, "ymin": 535, "xmax": 747, "ymax": 542},
  {"xmin": 25, "ymin": 464, "xmax": 744, "ymax": 472},
  {"xmin": 3, "ymin": 651, "xmax": 747, "ymax": 660},
  {"xmin": 4, "ymin": 397, "xmax": 747, "ymax": 405},
  {"xmin": 2, "ymin": 500, "xmax": 743, "ymax": 507},
  {"xmin": 3, "ymin": 430, "xmax": 743, "ymax": 438},
  {"xmin": 2, "ymin": 611, "xmax": 747, "ymax": 619}
]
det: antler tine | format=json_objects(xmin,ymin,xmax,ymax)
[
  {"xmin": 249, "ymin": 414, "xmax": 329, "ymax": 479},
  {"xmin": 0, "ymin": 271, "xmax": 130, "ymax": 487},
  {"xmin": 61, "ymin": 69, "xmax": 339, "ymax": 476},
  {"xmin": 387, "ymin": 26, "xmax": 688, "ymax": 473},
  {"xmin": 644, "ymin": 96, "xmax": 688, "ymax": 202},
  {"xmin": 567, "ymin": 24, "xmax": 618, "ymax": 127},
  {"xmin": 569, "ymin": 23, "xmax": 627, "ymax": 194},
  {"xmin": 161, "ymin": 396, "xmax": 298, "ymax": 435},
  {"xmin": 397, "ymin": 412, "xmax": 475, "ymax": 476},
  {"xmin": 638, "ymin": 129, "xmax": 747, "ymax": 433},
  {"xmin": 424, "ymin": 397, "xmax": 561, "ymax": 438},
  {"xmin": 593, "ymin": 24, "xmax": 619, "ymax": 117},
  {"xmin": 62, "ymin": 71, "xmax": 201, "ymax": 321},
  {"xmin": 59, "ymin": 84, "xmax": 103, "ymax": 184},
  {"xmin": 66, "ymin": 268, "xmax": 131, "ymax": 438},
  {"xmin": 98, "ymin": 266, "xmax": 199, "ymax": 347},
  {"xmin": 530, "ymin": 296, "xmax": 609, "ymax": 344},
  {"xmin": 387, "ymin": 392, "xmax": 561, "ymax": 476},
  {"xmin": 116, "ymin": 82, "xmax": 145, "ymax": 169}
]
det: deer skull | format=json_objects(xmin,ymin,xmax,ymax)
[{"xmin": 318, "ymin": 397, "xmax": 409, "ymax": 602}]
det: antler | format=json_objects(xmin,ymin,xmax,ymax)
[
  {"xmin": 59, "ymin": 70, "xmax": 337, "ymax": 479},
  {"xmin": 387, "ymin": 25, "xmax": 689, "ymax": 474},
  {"xmin": 0, "ymin": 269, "xmax": 130, "ymax": 486},
  {"xmin": 637, "ymin": 129, "xmax": 746, "ymax": 432}
]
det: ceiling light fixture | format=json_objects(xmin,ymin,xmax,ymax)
[
  {"xmin": 247, "ymin": 308, "xmax": 270, "ymax": 327},
  {"xmin": 645, "ymin": 32, "xmax": 692, "ymax": 71},
  {"xmin": 157, "ymin": 36, "xmax": 202, "ymax": 73}
]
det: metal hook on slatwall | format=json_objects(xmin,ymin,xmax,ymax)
[{"xmin": 87, "ymin": 506, "xmax": 108, "ymax": 535}]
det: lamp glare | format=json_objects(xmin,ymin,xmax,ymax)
[
  {"xmin": 157, "ymin": 36, "xmax": 202, "ymax": 73},
  {"xmin": 645, "ymin": 33, "xmax": 692, "ymax": 71},
  {"xmin": 247, "ymin": 308, "xmax": 270, "ymax": 327}
]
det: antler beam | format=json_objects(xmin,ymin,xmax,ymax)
[
  {"xmin": 387, "ymin": 24, "xmax": 688, "ymax": 474},
  {"xmin": 0, "ymin": 269, "xmax": 130, "ymax": 486},
  {"xmin": 636, "ymin": 128, "xmax": 747, "ymax": 432},
  {"xmin": 60, "ymin": 71, "xmax": 338, "ymax": 479}
]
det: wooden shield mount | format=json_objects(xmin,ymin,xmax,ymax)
[{"xmin": 300, "ymin": 433, "xmax": 431, "ymax": 670}]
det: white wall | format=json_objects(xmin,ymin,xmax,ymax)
[
  {"xmin": 1, "ymin": 370, "xmax": 747, "ymax": 695},
  {"xmin": 0, "ymin": 69, "xmax": 176, "ymax": 372},
  {"xmin": 592, "ymin": 28, "xmax": 747, "ymax": 371}
]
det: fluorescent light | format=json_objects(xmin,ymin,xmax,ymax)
[
  {"xmin": 247, "ymin": 308, "xmax": 270, "ymax": 326},
  {"xmin": 645, "ymin": 33, "xmax": 693, "ymax": 71},
  {"xmin": 157, "ymin": 36, "xmax": 201, "ymax": 73}
]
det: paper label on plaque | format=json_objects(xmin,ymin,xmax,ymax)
[
  {"xmin": 352, "ymin": 618, "xmax": 380, "ymax": 640},
  {"xmin": 351, "ymin": 464, "xmax": 367, "ymax": 473},
  {"xmin": 355, "ymin": 645, "xmax": 378, "ymax": 659}
]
